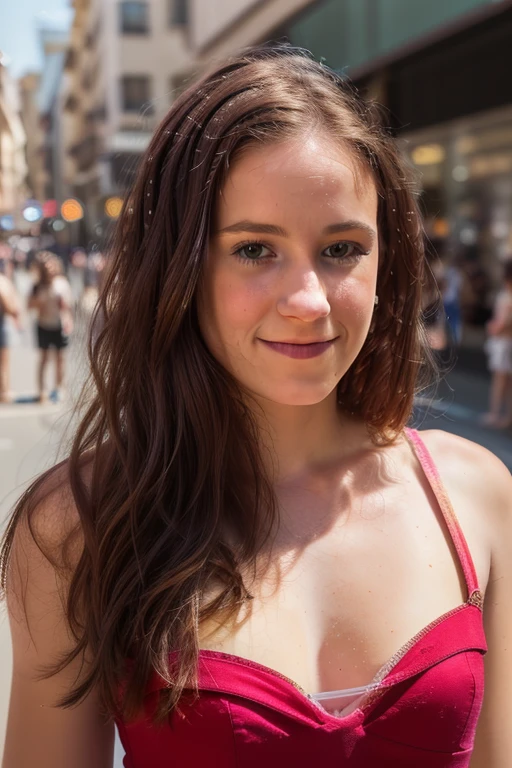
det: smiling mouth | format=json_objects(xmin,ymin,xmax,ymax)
[{"xmin": 258, "ymin": 338, "xmax": 338, "ymax": 359}]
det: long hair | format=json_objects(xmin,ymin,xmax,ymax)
[{"xmin": 0, "ymin": 45, "xmax": 432, "ymax": 722}]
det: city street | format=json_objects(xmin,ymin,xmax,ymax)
[{"xmin": 0, "ymin": 288, "xmax": 510, "ymax": 765}]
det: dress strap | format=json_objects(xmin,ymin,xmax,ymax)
[{"xmin": 404, "ymin": 428, "xmax": 481, "ymax": 604}]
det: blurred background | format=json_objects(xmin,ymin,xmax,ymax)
[{"xmin": 1, "ymin": 0, "xmax": 512, "ymax": 763}]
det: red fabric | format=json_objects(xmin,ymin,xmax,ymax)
[{"xmin": 116, "ymin": 430, "xmax": 487, "ymax": 766}]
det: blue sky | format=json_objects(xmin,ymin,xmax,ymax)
[{"xmin": 0, "ymin": 0, "xmax": 73, "ymax": 78}]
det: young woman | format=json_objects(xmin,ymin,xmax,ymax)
[
  {"xmin": 28, "ymin": 252, "xmax": 74, "ymax": 402},
  {"xmin": 1, "ymin": 46, "xmax": 511, "ymax": 768}
]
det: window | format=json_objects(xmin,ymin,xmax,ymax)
[
  {"xmin": 120, "ymin": 1, "xmax": 149, "ymax": 34},
  {"xmin": 121, "ymin": 76, "xmax": 152, "ymax": 112},
  {"xmin": 170, "ymin": 0, "xmax": 188, "ymax": 26}
]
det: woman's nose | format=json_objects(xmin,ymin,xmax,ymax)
[{"xmin": 277, "ymin": 270, "xmax": 330, "ymax": 321}]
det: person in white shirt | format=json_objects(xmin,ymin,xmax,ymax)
[
  {"xmin": 28, "ymin": 252, "xmax": 74, "ymax": 403},
  {"xmin": 443, "ymin": 262, "xmax": 463, "ymax": 346},
  {"xmin": 483, "ymin": 260, "xmax": 512, "ymax": 428}
]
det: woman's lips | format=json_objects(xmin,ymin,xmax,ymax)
[{"xmin": 258, "ymin": 338, "xmax": 337, "ymax": 359}]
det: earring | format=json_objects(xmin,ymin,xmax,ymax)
[{"xmin": 374, "ymin": 295, "xmax": 379, "ymax": 307}]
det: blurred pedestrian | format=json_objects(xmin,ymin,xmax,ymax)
[
  {"xmin": 2, "ymin": 46, "xmax": 512, "ymax": 768},
  {"xmin": 463, "ymin": 262, "xmax": 492, "ymax": 327},
  {"xmin": 482, "ymin": 260, "xmax": 512, "ymax": 428},
  {"xmin": 0, "ymin": 271, "xmax": 20, "ymax": 403},
  {"xmin": 28, "ymin": 251, "xmax": 74, "ymax": 403},
  {"xmin": 422, "ymin": 251, "xmax": 447, "ymax": 352},
  {"xmin": 442, "ymin": 255, "xmax": 464, "ymax": 346}
]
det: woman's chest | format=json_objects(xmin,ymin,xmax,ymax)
[{"xmin": 200, "ymin": 480, "xmax": 487, "ymax": 694}]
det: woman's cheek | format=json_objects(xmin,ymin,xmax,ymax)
[
  {"xmin": 331, "ymin": 279, "xmax": 373, "ymax": 325},
  {"xmin": 218, "ymin": 275, "xmax": 269, "ymax": 330}
]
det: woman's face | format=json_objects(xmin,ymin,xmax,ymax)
[{"xmin": 198, "ymin": 134, "xmax": 379, "ymax": 406}]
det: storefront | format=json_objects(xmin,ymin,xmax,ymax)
[{"xmin": 402, "ymin": 106, "xmax": 512, "ymax": 344}]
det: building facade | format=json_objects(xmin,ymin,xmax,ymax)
[
  {"xmin": 18, "ymin": 73, "xmax": 46, "ymax": 205},
  {"xmin": 188, "ymin": 0, "xmax": 313, "ymax": 59},
  {"xmin": 0, "ymin": 61, "xmax": 27, "ymax": 219},
  {"xmin": 38, "ymin": 0, "xmax": 318, "ymax": 241},
  {"xmin": 60, "ymin": 0, "xmax": 191, "ymax": 242},
  {"xmin": 37, "ymin": 26, "xmax": 70, "ymax": 205}
]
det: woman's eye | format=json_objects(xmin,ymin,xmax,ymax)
[
  {"xmin": 323, "ymin": 242, "xmax": 365, "ymax": 262},
  {"xmin": 234, "ymin": 243, "xmax": 272, "ymax": 262}
]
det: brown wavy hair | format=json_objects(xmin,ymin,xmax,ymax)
[{"xmin": 0, "ymin": 45, "xmax": 432, "ymax": 722}]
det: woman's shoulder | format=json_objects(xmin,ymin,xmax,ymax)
[
  {"xmin": 415, "ymin": 428, "xmax": 512, "ymax": 521},
  {"xmin": 6, "ymin": 455, "xmax": 93, "ymax": 578},
  {"xmin": 413, "ymin": 429, "xmax": 512, "ymax": 592},
  {"xmin": 1, "ymin": 455, "xmax": 115, "ymax": 768}
]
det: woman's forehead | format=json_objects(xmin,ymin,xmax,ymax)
[{"xmin": 216, "ymin": 136, "xmax": 378, "ymax": 230}]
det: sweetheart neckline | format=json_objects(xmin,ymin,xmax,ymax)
[{"xmin": 197, "ymin": 592, "xmax": 484, "ymax": 701}]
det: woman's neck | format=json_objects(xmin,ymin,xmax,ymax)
[{"xmin": 250, "ymin": 391, "xmax": 370, "ymax": 483}]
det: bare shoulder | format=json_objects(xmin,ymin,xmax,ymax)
[
  {"xmin": 416, "ymin": 428, "xmax": 512, "ymax": 527},
  {"xmin": 2, "ymin": 455, "xmax": 115, "ymax": 768},
  {"xmin": 3, "ymin": 452, "xmax": 96, "ymax": 663},
  {"xmin": 13, "ymin": 462, "xmax": 80, "ymax": 548},
  {"xmin": 5, "ymin": 455, "xmax": 94, "ymax": 603}
]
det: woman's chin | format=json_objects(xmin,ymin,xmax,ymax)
[{"xmin": 253, "ymin": 385, "xmax": 338, "ymax": 408}]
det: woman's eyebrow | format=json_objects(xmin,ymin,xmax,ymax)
[
  {"xmin": 217, "ymin": 219, "xmax": 376, "ymax": 241},
  {"xmin": 323, "ymin": 221, "xmax": 376, "ymax": 241},
  {"xmin": 217, "ymin": 221, "xmax": 287, "ymax": 236}
]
